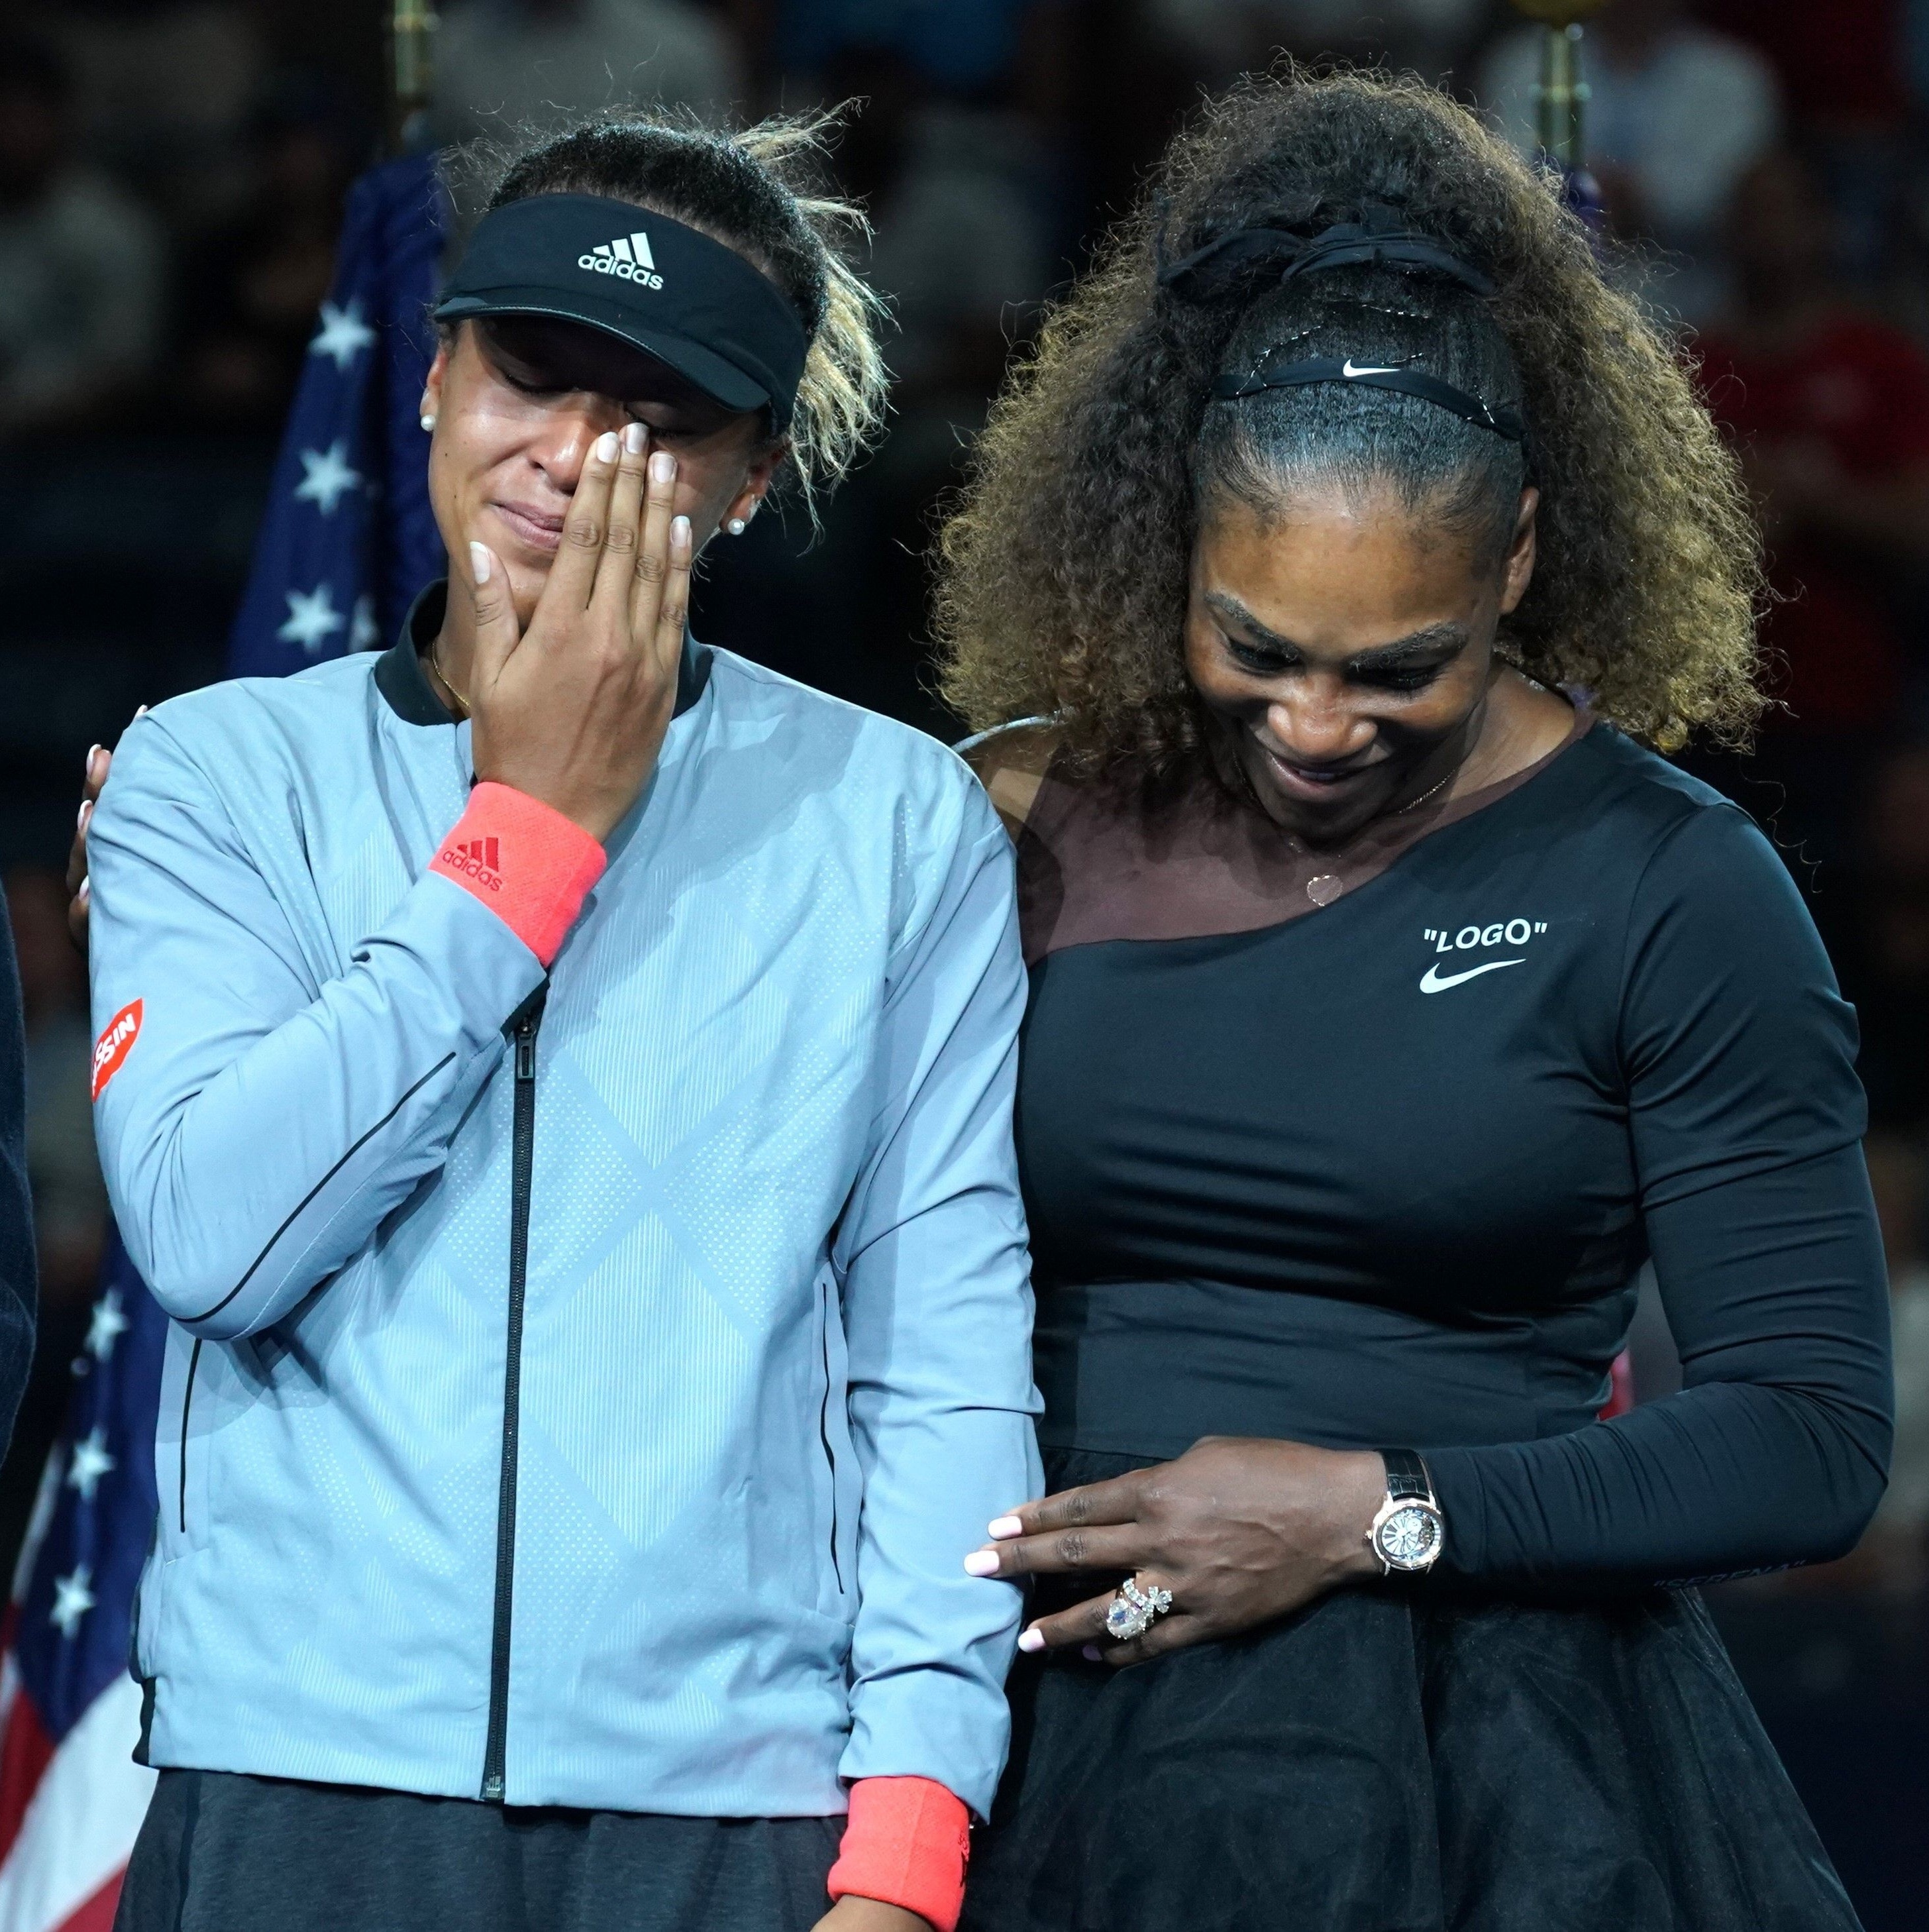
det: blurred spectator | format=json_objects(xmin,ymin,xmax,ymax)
[
  {"xmin": 692, "ymin": 40, "xmax": 1058, "ymax": 745},
  {"xmin": 835, "ymin": 48, "xmax": 1054, "ymax": 400},
  {"xmin": 174, "ymin": 78, "xmax": 362, "ymax": 432},
  {"xmin": 0, "ymin": 35, "xmax": 164, "ymax": 437},
  {"xmin": 1143, "ymin": 0, "xmax": 1489, "ymax": 85},
  {"xmin": 0, "ymin": 865, "xmax": 99, "ymax": 1566},
  {"xmin": 0, "ymin": 877, "xmax": 30, "ymax": 1467},
  {"xmin": 1704, "ymin": 1, "xmax": 1907, "ymax": 286},
  {"xmin": 1712, "ymin": 0, "xmax": 1906, "ymax": 137},
  {"xmin": 1838, "ymin": 746, "xmax": 1929, "ymax": 1122},
  {"xmin": 1696, "ymin": 150, "xmax": 1929, "ymax": 857},
  {"xmin": 433, "ymin": 0, "xmax": 743, "ymax": 142},
  {"xmin": 756, "ymin": 0, "xmax": 1073, "ymax": 108},
  {"xmin": 839, "ymin": 44, "xmax": 1051, "ymax": 706},
  {"xmin": 1479, "ymin": 0, "xmax": 1779, "ymax": 320},
  {"xmin": 26, "ymin": 0, "xmax": 264, "ymax": 227},
  {"xmin": 6, "ymin": 865, "xmax": 103, "ymax": 1312},
  {"xmin": 1852, "ymin": 1130, "xmax": 1929, "ymax": 1591}
]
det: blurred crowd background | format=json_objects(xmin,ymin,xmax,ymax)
[{"xmin": 0, "ymin": 1, "xmax": 1923, "ymax": 1923}]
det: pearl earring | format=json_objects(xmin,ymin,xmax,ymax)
[
  {"xmin": 420, "ymin": 413, "xmax": 437, "ymax": 433},
  {"xmin": 726, "ymin": 517, "xmax": 747, "ymax": 535}
]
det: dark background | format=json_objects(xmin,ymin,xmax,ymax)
[{"xmin": 1, "ymin": 3, "xmax": 1926, "ymax": 1923}]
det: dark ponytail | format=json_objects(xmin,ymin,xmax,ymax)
[{"xmin": 1188, "ymin": 244, "xmax": 1530, "ymax": 564}]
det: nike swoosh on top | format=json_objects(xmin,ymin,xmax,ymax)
[
  {"xmin": 1341, "ymin": 359, "xmax": 1402, "ymax": 378},
  {"xmin": 1419, "ymin": 959, "xmax": 1525, "ymax": 994}
]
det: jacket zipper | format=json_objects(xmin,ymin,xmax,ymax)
[
  {"xmin": 817, "ymin": 1279, "xmax": 843, "ymax": 1593},
  {"xmin": 178, "ymin": 1338, "xmax": 203, "ymax": 1534},
  {"xmin": 482, "ymin": 993, "xmax": 543, "ymax": 1802}
]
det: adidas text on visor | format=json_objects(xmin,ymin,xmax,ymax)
[{"xmin": 433, "ymin": 193, "xmax": 810, "ymax": 431}]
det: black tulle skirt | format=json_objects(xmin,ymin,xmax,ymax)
[{"xmin": 961, "ymin": 1450, "xmax": 1861, "ymax": 1932}]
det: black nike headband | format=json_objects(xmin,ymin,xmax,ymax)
[
  {"xmin": 1212, "ymin": 350, "xmax": 1526, "ymax": 443},
  {"xmin": 1162, "ymin": 210, "xmax": 1526, "ymax": 445},
  {"xmin": 433, "ymin": 193, "xmax": 811, "ymax": 431}
]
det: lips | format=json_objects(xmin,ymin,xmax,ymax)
[
  {"xmin": 488, "ymin": 500, "xmax": 568, "ymax": 554},
  {"xmin": 1259, "ymin": 743, "xmax": 1378, "ymax": 804}
]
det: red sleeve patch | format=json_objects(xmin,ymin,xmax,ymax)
[{"xmin": 91, "ymin": 998, "xmax": 143, "ymax": 1101}]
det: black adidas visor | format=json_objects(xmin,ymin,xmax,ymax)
[{"xmin": 433, "ymin": 193, "xmax": 809, "ymax": 431}]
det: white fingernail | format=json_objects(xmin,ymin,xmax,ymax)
[
  {"xmin": 988, "ymin": 1515, "xmax": 1023, "ymax": 1539},
  {"xmin": 594, "ymin": 430, "xmax": 619, "ymax": 462},
  {"xmin": 623, "ymin": 421, "xmax": 646, "ymax": 455},
  {"xmin": 86, "ymin": 744, "xmax": 101, "ymax": 771},
  {"xmin": 963, "ymin": 1550, "xmax": 1000, "ymax": 1577},
  {"xmin": 134, "ymin": 704, "xmax": 148, "ymax": 718},
  {"xmin": 1017, "ymin": 1629, "xmax": 1045, "ymax": 1654},
  {"xmin": 651, "ymin": 450, "xmax": 675, "ymax": 483},
  {"xmin": 78, "ymin": 877, "xmax": 91, "ymax": 902},
  {"xmin": 78, "ymin": 799, "xmax": 91, "ymax": 830},
  {"xmin": 671, "ymin": 515, "xmax": 691, "ymax": 548},
  {"xmin": 469, "ymin": 542, "xmax": 492, "ymax": 584}
]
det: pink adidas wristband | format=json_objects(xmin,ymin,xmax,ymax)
[
  {"xmin": 428, "ymin": 782, "xmax": 606, "ymax": 967},
  {"xmin": 826, "ymin": 1776, "xmax": 970, "ymax": 1932}
]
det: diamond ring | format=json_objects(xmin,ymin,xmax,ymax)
[{"xmin": 1104, "ymin": 1576, "xmax": 1174, "ymax": 1642}]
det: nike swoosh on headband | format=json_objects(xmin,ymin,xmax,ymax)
[
  {"xmin": 1212, "ymin": 354, "xmax": 1527, "ymax": 444},
  {"xmin": 1419, "ymin": 959, "xmax": 1525, "ymax": 994}
]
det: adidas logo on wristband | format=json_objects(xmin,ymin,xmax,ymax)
[{"xmin": 439, "ymin": 835, "xmax": 502, "ymax": 892}]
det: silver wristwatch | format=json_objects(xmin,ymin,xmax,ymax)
[{"xmin": 1367, "ymin": 1449, "xmax": 1445, "ymax": 1574}]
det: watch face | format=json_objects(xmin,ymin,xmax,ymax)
[{"xmin": 1377, "ymin": 1501, "xmax": 1443, "ymax": 1570}]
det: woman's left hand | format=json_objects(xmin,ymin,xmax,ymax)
[{"xmin": 966, "ymin": 1436, "xmax": 1388, "ymax": 1666}]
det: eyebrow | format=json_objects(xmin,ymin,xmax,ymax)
[{"xmin": 1205, "ymin": 593, "xmax": 1471, "ymax": 670}]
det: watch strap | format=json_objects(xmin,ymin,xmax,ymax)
[{"xmin": 1381, "ymin": 1448, "xmax": 1433, "ymax": 1501}]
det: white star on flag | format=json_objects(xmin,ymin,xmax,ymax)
[
  {"xmin": 293, "ymin": 439, "xmax": 363, "ymax": 515},
  {"xmin": 66, "ymin": 1425, "xmax": 117, "ymax": 1503},
  {"xmin": 50, "ymin": 1564, "xmax": 96, "ymax": 1639},
  {"xmin": 352, "ymin": 592, "xmax": 379, "ymax": 651},
  {"xmin": 279, "ymin": 584, "xmax": 347, "ymax": 653},
  {"xmin": 85, "ymin": 1287, "xmax": 129, "ymax": 1362},
  {"xmin": 309, "ymin": 298, "xmax": 376, "ymax": 371}
]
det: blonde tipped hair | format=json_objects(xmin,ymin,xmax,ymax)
[{"xmin": 727, "ymin": 113, "xmax": 891, "ymax": 523}]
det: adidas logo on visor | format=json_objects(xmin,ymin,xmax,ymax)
[{"xmin": 578, "ymin": 231, "xmax": 664, "ymax": 290}]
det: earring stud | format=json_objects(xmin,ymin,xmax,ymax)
[
  {"xmin": 727, "ymin": 517, "xmax": 747, "ymax": 535},
  {"xmin": 420, "ymin": 413, "xmax": 437, "ymax": 433}
]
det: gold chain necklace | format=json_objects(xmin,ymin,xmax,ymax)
[
  {"xmin": 1280, "ymin": 762, "xmax": 1457, "ymax": 907},
  {"xmin": 429, "ymin": 637, "xmax": 470, "ymax": 718},
  {"xmin": 1391, "ymin": 766, "xmax": 1455, "ymax": 818}
]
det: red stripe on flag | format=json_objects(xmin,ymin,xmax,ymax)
[
  {"xmin": 54, "ymin": 1866, "xmax": 125, "ymax": 1932},
  {"xmin": 0, "ymin": 1690, "xmax": 56, "ymax": 1866}
]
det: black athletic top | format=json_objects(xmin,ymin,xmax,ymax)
[{"xmin": 983, "ymin": 714, "xmax": 1893, "ymax": 1589}]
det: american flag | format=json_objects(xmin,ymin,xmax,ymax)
[{"xmin": 0, "ymin": 148, "xmax": 448, "ymax": 1932}]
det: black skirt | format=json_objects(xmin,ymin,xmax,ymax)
[
  {"xmin": 961, "ymin": 1449, "xmax": 1861, "ymax": 1932},
  {"xmin": 115, "ymin": 1768, "xmax": 841, "ymax": 1932}
]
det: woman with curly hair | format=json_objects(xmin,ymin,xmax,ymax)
[{"xmin": 947, "ymin": 70, "xmax": 1889, "ymax": 1931}]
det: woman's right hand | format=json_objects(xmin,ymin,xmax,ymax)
[
  {"xmin": 466, "ymin": 422, "xmax": 694, "ymax": 843},
  {"xmin": 68, "ymin": 717, "xmax": 141, "ymax": 951}
]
